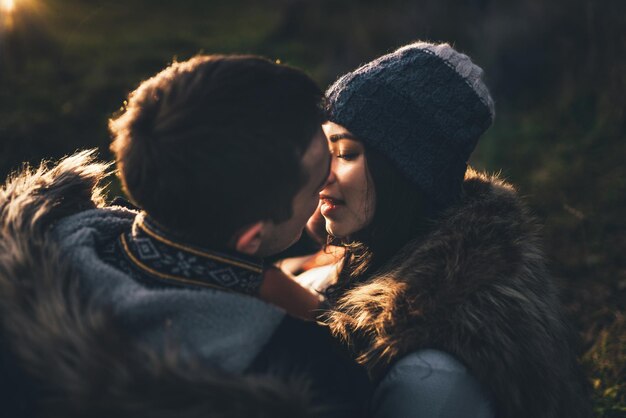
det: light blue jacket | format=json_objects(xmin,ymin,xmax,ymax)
[{"xmin": 372, "ymin": 349, "xmax": 494, "ymax": 418}]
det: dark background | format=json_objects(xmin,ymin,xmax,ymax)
[{"xmin": 1, "ymin": 0, "xmax": 624, "ymax": 415}]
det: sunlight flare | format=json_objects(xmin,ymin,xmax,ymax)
[{"xmin": 1, "ymin": 0, "xmax": 15, "ymax": 13}]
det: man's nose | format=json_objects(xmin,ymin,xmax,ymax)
[{"xmin": 323, "ymin": 165, "xmax": 336, "ymax": 188}]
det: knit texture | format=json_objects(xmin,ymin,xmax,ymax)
[
  {"xmin": 326, "ymin": 41, "xmax": 494, "ymax": 207},
  {"xmin": 52, "ymin": 207, "xmax": 285, "ymax": 373}
]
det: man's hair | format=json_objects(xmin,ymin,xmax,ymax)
[{"xmin": 110, "ymin": 55, "xmax": 324, "ymax": 246}]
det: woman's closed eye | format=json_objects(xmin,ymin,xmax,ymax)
[
  {"xmin": 337, "ymin": 151, "xmax": 359, "ymax": 161},
  {"xmin": 328, "ymin": 137, "xmax": 364, "ymax": 162}
]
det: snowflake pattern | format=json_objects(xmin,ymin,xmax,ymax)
[{"xmin": 103, "ymin": 219, "xmax": 264, "ymax": 295}]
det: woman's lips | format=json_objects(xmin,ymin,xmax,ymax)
[{"xmin": 320, "ymin": 195, "xmax": 345, "ymax": 217}]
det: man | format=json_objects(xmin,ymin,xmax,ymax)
[{"xmin": 0, "ymin": 55, "xmax": 369, "ymax": 417}]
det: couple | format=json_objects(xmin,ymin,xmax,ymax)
[{"xmin": 0, "ymin": 42, "xmax": 590, "ymax": 418}]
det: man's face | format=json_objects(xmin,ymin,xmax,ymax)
[{"xmin": 255, "ymin": 128, "xmax": 331, "ymax": 257}]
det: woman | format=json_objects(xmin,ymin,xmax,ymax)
[{"xmin": 312, "ymin": 42, "xmax": 591, "ymax": 418}]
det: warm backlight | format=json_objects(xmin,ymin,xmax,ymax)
[{"xmin": 1, "ymin": 0, "xmax": 15, "ymax": 13}]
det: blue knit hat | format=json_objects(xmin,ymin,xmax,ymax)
[{"xmin": 326, "ymin": 41, "xmax": 495, "ymax": 208}]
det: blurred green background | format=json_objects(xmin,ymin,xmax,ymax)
[{"xmin": 1, "ymin": 0, "xmax": 624, "ymax": 415}]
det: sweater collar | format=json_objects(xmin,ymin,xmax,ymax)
[{"xmin": 119, "ymin": 212, "xmax": 264, "ymax": 295}]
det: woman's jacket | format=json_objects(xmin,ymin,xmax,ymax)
[{"xmin": 325, "ymin": 168, "xmax": 591, "ymax": 418}]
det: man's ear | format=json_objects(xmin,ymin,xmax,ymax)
[{"xmin": 234, "ymin": 222, "xmax": 264, "ymax": 255}]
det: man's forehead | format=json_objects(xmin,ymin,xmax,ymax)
[
  {"xmin": 299, "ymin": 128, "xmax": 330, "ymax": 193},
  {"xmin": 301, "ymin": 128, "xmax": 329, "ymax": 169}
]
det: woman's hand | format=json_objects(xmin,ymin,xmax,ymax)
[{"xmin": 259, "ymin": 265, "xmax": 323, "ymax": 321}]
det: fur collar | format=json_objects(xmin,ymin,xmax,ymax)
[
  {"xmin": 0, "ymin": 151, "xmax": 316, "ymax": 418},
  {"xmin": 324, "ymin": 168, "xmax": 590, "ymax": 418}
]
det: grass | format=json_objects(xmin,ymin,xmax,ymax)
[
  {"xmin": 1, "ymin": 0, "xmax": 624, "ymax": 415},
  {"xmin": 584, "ymin": 314, "xmax": 626, "ymax": 417}
]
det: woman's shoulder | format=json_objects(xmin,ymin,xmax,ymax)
[
  {"xmin": 386, "ymin": 348, "xmax": 469, "ymax": 375},
  {"xmin": 371, "ymin": 349, "xmax": 494, "ymax": 418}
]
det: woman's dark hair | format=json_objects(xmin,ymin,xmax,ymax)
[{"xmin": 325, "ymin": 145, "xmax": 439, "ymax": 303}]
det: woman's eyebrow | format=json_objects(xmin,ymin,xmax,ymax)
[{"xmin": 328, "ymin": 132, "xmax": 358, "ymax": 142}]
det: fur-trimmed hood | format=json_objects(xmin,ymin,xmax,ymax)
[
  {"xmin": 324, "ymin": 168, "xmax": 591, "ymax": 418},
  {"xmin": 0, "ymin": 151, "xmax": 316, "ymax": 418}
]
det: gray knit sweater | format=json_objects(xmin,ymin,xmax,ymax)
[{"xmin": 52, "ymin": 207, "xmax": 285, "ymax": 373}]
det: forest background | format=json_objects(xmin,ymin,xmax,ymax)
[{"xmin": 1, "ymin": 0, "xmax": 624, "ymax": 415}]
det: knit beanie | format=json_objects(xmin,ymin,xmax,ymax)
[{"xmin": 326, "ymin": 41, "xmax": 495, "ymax": 208}]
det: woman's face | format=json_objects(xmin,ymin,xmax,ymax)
[{"xmin": 320, "ymin": 122, "xmax": 375, "ymax": 238}]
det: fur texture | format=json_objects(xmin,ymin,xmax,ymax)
[
  {"xmin": 0, "ymin": 151, "xmax": 317, "ymax": 418},
  {"xmin": 324, "ymin": 168, "xmax": 591, "ymax": 418}
]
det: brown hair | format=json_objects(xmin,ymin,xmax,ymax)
[{"xmin": 110, "ymin": 55, "xmax": 324, "ymax": 247}]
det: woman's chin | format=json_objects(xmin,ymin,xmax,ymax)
[{"xmin": 326, "ymin": 223, "xmax": 352, "ymax": 240}]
